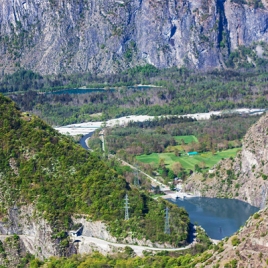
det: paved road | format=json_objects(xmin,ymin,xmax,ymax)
[
  {"xmin": 74, "ymin": 235, "xmax": 194, "ymax": 256},
  {"xmin": 0, "ymin": 234, "xmax": 195, "ymax": 257}
]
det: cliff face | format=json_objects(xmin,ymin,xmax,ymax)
[
  {"xmin": 1, "ymin": 0, "xmax": 268, "ymax": 75},
  {"xmin": 185, "ymin": 112, "xmax": 268, "ymax": 207},
  {"xmin": 0, "ymin": 205, "xmax": 58, "ymax": 261}
]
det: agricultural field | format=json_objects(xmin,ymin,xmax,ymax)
[
  {"xmin": 136, "ymin": 148, "xmax": 240, "ymax": 172},
  {"xmin": 168, "ymin": 135, "xmax": 199, "ymax": 151},
  {"xmin": 174, "ymin": 135, "xmax": 198, "ymax": 144}
]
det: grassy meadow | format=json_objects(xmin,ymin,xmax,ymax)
[
  {"xmin": 174, "ymin": 135, "xmax": 198, "ymax": 144},
  {"xmin": 136, "ymin": 148, "xmax": 240, "ymax": 171}
]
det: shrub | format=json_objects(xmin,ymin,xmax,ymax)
[{"xmin": 231, "ymin": 236, "xmax": 240, "ymax": 246}]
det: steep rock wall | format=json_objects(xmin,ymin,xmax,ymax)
[
  {"xmin": 0, "ymin": 0, "xmax": 268, "ymax": 74},
  {"xmin": 0, "ymin": 205, "xmax": 58, "ymax": 259}
]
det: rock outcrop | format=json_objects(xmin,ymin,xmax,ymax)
[{"xmin": 1, "ymin": 0, "xmax": 268, "ymax": 74}]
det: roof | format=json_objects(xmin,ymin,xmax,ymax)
[{"xmin": 188, "ymin": 151, "xmax": 198, "ymax": 155}]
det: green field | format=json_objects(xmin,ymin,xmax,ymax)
[
  {"xmin": 174, "ymin": 135, "xmax": 198, "ymax": 144},
  {"xmin": 136, "ymin": 148, "xmax": 240, "ymax": 171}
]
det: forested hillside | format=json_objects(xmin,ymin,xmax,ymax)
[{"xmin": 0, "ymin": 94, "xmax": 191, "ymax": 263}]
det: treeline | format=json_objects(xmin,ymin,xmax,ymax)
[
  {"xmin": 127, "ymin": 116, "xmax": 196, "ymax": 128},
  {"xmin": 105, "ymin": 128, "xmax": 176, "ymax": 155},
  {"xmin": 0, "ymin": 64, "xmax": 159, "ymax": 93}
]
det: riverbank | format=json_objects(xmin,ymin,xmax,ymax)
[{"xmin": 54, "ymin": 108, "xmax": 265, "ymax": 136}]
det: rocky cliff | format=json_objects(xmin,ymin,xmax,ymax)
[
  {"xmin": 1, "ymin": 0, "xmax": 268, "ymax": 75},
  {"xmin": 185, "ymin": 112, "xmax": 268, "ymax": 207}
]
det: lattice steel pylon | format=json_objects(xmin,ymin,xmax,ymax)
[
  {"xmin": 134, "ymin": 165, "xmax": 140, "ymax": 186},
  {"xmin": 124, "ymin": 194, "xmax": 130, "ymax": 220},
  {"xmin": 164, "ymin": 207, "xmax": 170, "ymax": 234}
]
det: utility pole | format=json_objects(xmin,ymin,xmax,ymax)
[
  {"xmin": 124, "ymin": 194, "xmax": 130, "ymax": 220},
  {"xmin": 164, "ymin": 206, "xmax": 170, "ymax": 234}
]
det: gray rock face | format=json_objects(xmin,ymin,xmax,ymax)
[
  {"xmin": 0, "ymin": 0, "xmax": 268, "ymax": 74},
  {"xmin": 0, "ymin": 205, "xmax": 58, "ymax": 259}
]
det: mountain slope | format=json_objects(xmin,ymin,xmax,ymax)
[
  {"xmin": 0, "ymin": 94, "xmax": 190, "ymax": 263},
  {"xmin": 1, "ymin": 0, "xmax": 268, "ymax": 74}
]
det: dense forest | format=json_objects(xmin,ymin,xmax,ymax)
[
  {"xmin": 0, "ymin": 43, "xmax": 268, "ymax": 125},
  {"xmin": 0, "ymin": 94, "xmax": 192, "ymax": 252}
]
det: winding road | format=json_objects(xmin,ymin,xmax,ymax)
[{"xmin": 73, "ymin": 235, "xmax": 195, "ymax": 256}]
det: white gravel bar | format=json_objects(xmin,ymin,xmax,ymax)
[{"xmin": 55, "ymin": 108, "xmax": 266, "ymax": 136}]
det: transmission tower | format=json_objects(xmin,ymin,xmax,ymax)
[
  {"xmin": 164, "ymin": 207, "xmax": 170, "ymax": 234},
  {"xmin": 134, "ymin": 165, "xmax": 140, "ymax": 186},
  {"xmin": 124, "ymin": 194, "xmax": 130, "ymax": 220}
]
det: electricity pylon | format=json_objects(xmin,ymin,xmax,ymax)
[
  {"xmin": 124, "ymin": 194, "xmax": 130, "ymax": 220},
  {"xmin": 164, "ymin": 207, "xmax": 170, "ymax": 234}
]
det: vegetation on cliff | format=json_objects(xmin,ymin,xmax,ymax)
[{"xmin": 0, "ymin": 94, "xmax": 189, "ymax": 246}]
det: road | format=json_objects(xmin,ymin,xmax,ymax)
[
  {"xmin": 73, "ymin": 235, "xmax": 195, "ymax": 256},
  {"xmin": 0, "ymin": 234, "xmax": 195, "ymax": 257}
]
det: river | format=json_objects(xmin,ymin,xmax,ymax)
[
  {"xmin": 169, "ymin": 197, "xmax": 259, "ymax": 240},
  {"xmin": 46, "ymin": 85, "xmax": 158, "ymax": 95},
  {"xmin": 79, "ymin": 131, "xmax": 95, "ymax": 150}
]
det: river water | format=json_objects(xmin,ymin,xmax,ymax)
[
  {"xmin": 48, "ymin": 88, "xmax": 107, "ymax": 94},
  {"xmin": 79, "ymin": 131, "xmax": 95, "ymax": 150},
  {"xmin": 46, "ymin": 85, "xmax": 156, "ymax": 95},
  {"xmin": 169, "ymin": 197, "xmax": 259, "ymax": 240}
]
